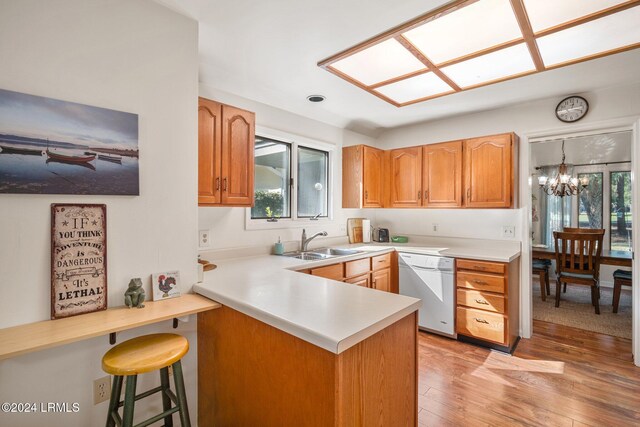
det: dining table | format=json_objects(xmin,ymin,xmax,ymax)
[{"xmin": 531, "ymin": 245, "xmax": 632, "ymax": 267}]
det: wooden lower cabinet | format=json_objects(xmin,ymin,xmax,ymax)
[
  {"xmin": 345, "ymin": 273, "xmax": 370, "ymax": 287},
  {"xmin": 198, "ymin": 306, "xmax": 417, "ymax": 426},
  {"xmin": 371, "ymin": 268, "xmax": 391, "ymax": 292},
  {"xmin": 311, "ymin": 263, "xmax": 344, "ymax": 281},
  {"xmin": 455, "ymin": 257, "xmax": 520, "ymax": 351}
]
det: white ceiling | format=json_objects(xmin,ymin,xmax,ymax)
[{"xmin": 156, "ymin": 0, "xmax": 640, "ymax": 136}]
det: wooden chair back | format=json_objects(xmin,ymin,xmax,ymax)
[
  {"xmin": 563, "ymin": 227, "xmax": 604, "ymax": 234},
  {"xmin": 553, "ymin": 229, "xmax": 605, "ymax": 278}
]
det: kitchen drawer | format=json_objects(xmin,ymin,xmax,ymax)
[
  {"xmin": 457, "ymin": 271, "xmax": 505, "ymax": 294},
  {"xmin": 311, "ymin": 263, "xmax": 344, "ymax": 281},
  {"xmin": 371, "ymin": 253, "xmax": 391, "ymax": 271},
  {"xmin": 456, "ymin": 307, "xmax": 506, "ymax": 345},
  {"xmin": 457, "ymin": 259, "xmax": 505, "ymax": 275},
  {"xmin": 457, "ymin": 289, "xmax": 505, "ymax": 314},
  {"xmin": 344, "ymin": 273, "xmax": 370, "ymax": 288},
  {"xmin": 345, "ymin": 258, "xmax": 371, "ymax": 278}
]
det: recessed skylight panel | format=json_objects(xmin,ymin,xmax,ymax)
[
  {"xmin": 537, "ymin": 7, "xmax": 640, "ymax": 66},
  {"xmin": 440, "ymin": 43, "xmax": 535, "ymax": 88},
  {"xmin": 402, "ymin": 0, "xmax": 522, "ymax": 64},
  {"xmin": 330, "ymin": 38, "xmax": 426, "ymax": 86},
  {"xmin": 523, "ymin": 0, "xmax": 629, "ymax": 33},
  {"xmin": 374, "ymin": 72, "xmax": 454, "ymax": 104}
]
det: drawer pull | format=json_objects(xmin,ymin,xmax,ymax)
[
  {"xmin": 473, "ymin": 279, "xmax": 488, "ymax": 285},
  {"xmin": 475, "ymin": 299, "xmax": 489, "ymax": 305},
  {"xmin": 474, "ymin": 318, "xmax": 489, "ymax": 324}
]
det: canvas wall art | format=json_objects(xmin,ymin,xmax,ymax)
[
  {"xmin": 0, "ymin": 88, "xmax": 139, "ymax": 195},
  {"xmin": 151, "ymin": 271, "xmax": 181, "ymax": 301}
]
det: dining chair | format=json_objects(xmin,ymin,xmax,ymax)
[
  {"xmin": 532, "ymin": 259, "xmax": 551, "ymax": 301},
  {"xmin": 553, "ymin": 229, "xmax": 605, "ymax": 314},
  {"xmin": 560, "ymin": 228, "xmax": 605, "ymax": 293}
]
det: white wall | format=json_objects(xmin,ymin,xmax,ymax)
[
  {"xmin": 0, "ymin": 1, "xmax": 199, "ymax": 425},
  {"xmin": 198, "ymin": 85, "xmax": 370, "ymax": 250}
]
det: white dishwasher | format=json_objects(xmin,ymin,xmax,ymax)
[{"xmin": 398, "ymin": 252, "xmax": 455, "ymax": 337}]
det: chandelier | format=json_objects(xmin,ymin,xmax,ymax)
[{"xmin": 538, "ymin": 140, "xmax": 588, "ymax": 197}]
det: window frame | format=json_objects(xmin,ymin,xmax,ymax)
[
  {"xmin": 245, "ymin": 126, "xmax": 334, "ymax": 231},
  {"xmin": 251, "ymin": 137, "xmax": 293, "ymax": 220},
  {"xmin": 609, "ymin": 169, "xmax": 632, "ymax": 251},
  {"xmin": 296, "ymin": 145, "xmax": 330, "ymax": 219},
  {"xmin": 569, "ymin": 162, "xmax": 632, "ymax": 251}
]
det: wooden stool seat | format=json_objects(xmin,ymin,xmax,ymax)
[
  {"xmin": 102, "ymin": 333, "xmax": 191, "ymax": 427},
  {"xmin": 102, "ymin": 333, "xmax": 189, "ymax": 376}
]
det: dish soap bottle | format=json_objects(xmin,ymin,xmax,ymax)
[{"xmin": 274, "ymin": 236, "xmax": 284, "ymax": 255}]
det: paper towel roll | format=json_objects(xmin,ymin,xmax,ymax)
[{"xmin": 362, "ymin": 219, "xmax": 371, "ymax": 243}]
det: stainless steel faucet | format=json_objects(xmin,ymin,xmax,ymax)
[{"xmin": 301, "ymin": 229, "xmax": 328, "ymax": 251}]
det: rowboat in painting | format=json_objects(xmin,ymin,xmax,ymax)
[
  {"xmin": 46, "ymin": 149, "xmax": 96, "ymax": 163},
  {"xmin": 0, "ymin": 144, "xmax": 45, "ymax": 156},
  {"xmin": 46, "ymin": 158, "xmax": 96, "ymax": 171},
  {"xmin": 97, "ymin": 153, "xmax": 122, "ymax": 163}
]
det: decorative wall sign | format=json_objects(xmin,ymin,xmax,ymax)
[
  {"xmin": 151, "ymin": 271, "xmax": 181, "ymax": 301},
  {"xmin": 51, "ymin": 204, "xmax": 107, "ymax": 319},
  {"xmin": 0, "ymin": 88, "xmax": 139, "ymax": 195}
]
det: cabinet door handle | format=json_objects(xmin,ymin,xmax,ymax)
[
  {"xmin": 467, "ymin": 187, "xmax": 471, "ymax": 200},
  {"xmin": 473, "ymin": 279, "xmax": 488, "ymax": 286},
  {"xmin": 424, "ymin": 190, "xmax": 429, "ymax": 200},
  {"xmin": 215, "ymin": 177, "xmax": 220, "ymax": 191},
  {"xmin": 475, "ymin": 299, "xmax": 489, "ymax": 305},
  {"xmin": 474, "ymin": 318, "xmax": 489, "ymax": 324},
  {"xmin": 365, "ymin": 190, "xmax": 368, "ymax": 200},
  {"xmin": 223, "ymin": 178, "xmax": 227, "ymax": 191},
  {"xmin": 418, "ymin": 191, "xmax": 421, "ymax": 200}
]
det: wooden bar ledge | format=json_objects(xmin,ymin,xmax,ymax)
[{"xmin": 0, "ymin": 293, "xmax": 220, "ymax": 361}]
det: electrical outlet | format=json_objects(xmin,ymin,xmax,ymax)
[
  {"xmin": 93, "ymin": 376, "xmax": 111, "ymax": 404},
  {"xmin": 502, "ymin": 226, "xmax": 516, "ymax": 239},
  {"xmin": 339, "ymin": 223, "xmax": 347, "ymax": 234},
  {"xmin": 432, "ymin": 224, "xmax": 439, "ymax": 232},
  {"xmin": 199, "ymin": 229, "xmax": 211, "ymax": 248}
]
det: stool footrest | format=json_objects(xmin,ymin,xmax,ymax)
[
  {"xmin": 116, "ymin": 385, "xmax": 178, "ymax": 408},
  {"xmin": 134, "ymin": 406, "xmax": 180, "ymax": 427}
]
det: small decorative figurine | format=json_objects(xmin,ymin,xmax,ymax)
[{"xmin": 124, "ymin": 278, "xmax": 146, "ymax": 308}]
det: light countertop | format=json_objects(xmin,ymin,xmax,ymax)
[{"xmin": 194, "ymin": 236, "xmax": 521, "ymax": 354}]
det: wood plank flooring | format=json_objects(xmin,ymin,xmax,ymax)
[{"xmin": 418, "ymin": 320, "xmax": 640, "ymax": 426}]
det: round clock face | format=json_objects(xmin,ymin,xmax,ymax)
[{"xmin": 556, "ymin": 96, "xmax": 589, "ymax": 123}]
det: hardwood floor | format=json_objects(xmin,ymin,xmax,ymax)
[{"xmin": 418, "ymin": 320, "xmax": 640, "ymax": 426}]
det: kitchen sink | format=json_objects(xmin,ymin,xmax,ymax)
[
  {"xmin": 311, "ymin": 248, "xmax": 364, "ymax": 256},
  {"xmin": 282, "ymin": 247, "xmax": 364, "ymax": 260},
  {"xmin": 282, "ymin": 251, "xmax": 333, "ymax": 260}
]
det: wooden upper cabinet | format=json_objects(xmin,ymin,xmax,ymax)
[
  {"xmin": 389, "ymin": 147, "xmax": 422, "ymax": 208},
  {"xmin": 423, "ymin": 141, "xmax": 463, "ymax": 208},
  {"xmin": 198, "ymin": 98, "xmax": 222, "ymax": 205},
  {"xmin": 221, "ymin": 105, "xmax": 255, "ymax": 206},
  {"xmin": 342, "ymin": 145, "xmax": 383, "ymax": 208},
  {"xmin": 464, "ymin": 133, "xmax": 514, "ymax": 208},
  {"xmin": 198, "ymin": 97, "xmax": 255, "ymax": 207}
]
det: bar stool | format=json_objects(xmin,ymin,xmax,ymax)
[
  {"xmin": 532, "ymin": 259, "xmax": 551, "ymax": 301},
  {"xmin": 102, "ymin": 333, "xmax": 191, "ymax": 427},
  {"xmin": 612, "ymin": 269, "xmax": 632, "ymax": 314}
]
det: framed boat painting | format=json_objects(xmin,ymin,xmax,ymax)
[
  {"xmin": 0, "ymin": 88, "xmax": 139, "ymax": 195},
  {"xmin": 51, "ymin": 204, "xmax": 107, "ymax": 319}
]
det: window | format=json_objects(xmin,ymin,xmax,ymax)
[
  {"xmin": 251, "ymin": 137, "xmax": 291, "ymax": 220},
  {"xmin": 577, "ymin": 172, "xmax": 603, "ymax": 229},
  {"xmin": 610, "ymin": 171, "xmax": 632, "ymax": 251},
  {"xmin": 297, "ymin": 146, "xmax": 328, "ymax": 218},
  {"xmin": 249, "ymin": 132, "xmax": 331, "ymax": 225}
]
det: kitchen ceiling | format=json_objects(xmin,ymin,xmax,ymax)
[{"xmin": 155, "ymin": 0, "xmax": 640, "ymax": 136}]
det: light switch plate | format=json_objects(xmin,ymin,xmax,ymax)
[{"xmin": 502, "ymin": 226, "xmax": 515, "ymax": 239}]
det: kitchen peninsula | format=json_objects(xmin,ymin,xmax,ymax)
[{"xmin": 195, "ymin": 249, "xmax": 421, "ymax": 425}]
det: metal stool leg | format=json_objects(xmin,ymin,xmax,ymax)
[
  {"xmin": 106, "ymin": 376, "xmax": 123, "ymax": 427},
  {"xmin": 160, "ymin": 367, "xmax": 174, "ymax": 427},
  {"xmin": 172, "ymin": 361, "xmax": 191, "ymax": 427},
  {"xmin": 122, "ymin": 375, "xmax": 137, "ymax": 427}
]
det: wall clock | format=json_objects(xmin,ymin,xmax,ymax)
[{"xmin": 555, "ymin": 96, "xmax": 589, "ymax": 123}]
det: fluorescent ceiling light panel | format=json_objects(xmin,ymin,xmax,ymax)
[
  {"xmin": 402, "ymin": 0, "xmax": 522, "ymax": 64},
  {"xmin": 537, "ymin": 7, "xmax": 640, "ymax": 66},
  {"xmin": 330, "ymin": 38, "xmax": 426, "ymax": 86},
  {"xmin": 523, "ymin": 0, "xmax": 628, "ymax": 33},
  {"xmin": 441, "ymin": 43, "xmax": 535, "ymax": 88},
  {"xmin": 374, "ymin": 72, "xmax": 454, "ymax": 104}
]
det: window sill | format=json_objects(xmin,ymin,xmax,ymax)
[{"xmin": 245, "ymin": 212, "xmax": 334, "ymax": 231}]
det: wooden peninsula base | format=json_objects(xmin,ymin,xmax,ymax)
[{"xmin": 198, "ymin": 306, "xmax": 417, "ymax": 426}]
